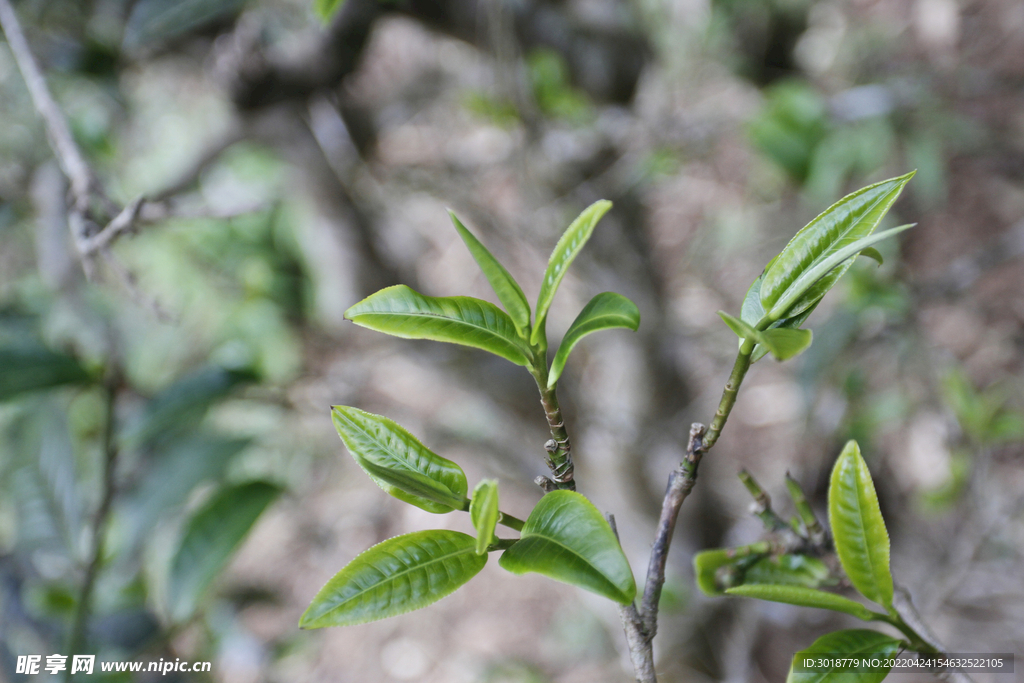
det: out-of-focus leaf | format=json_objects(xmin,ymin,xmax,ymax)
[
  {"xmin": 332, "ymin": 407, "xmax": 468, "ymax": 513},
  {"xmin": 0, "ymin": 346, "xmax": 92, "ymax": 402},
  {"xmin": 725, "ymin": 584, "xmax": 876, "ymax": 620},
  {"xmin": 346, "ymin": 286, "xmax": 531, "ymax": 366},
  {"xmin": 760, "ymin": 172, "xmax": 914, "ymax": 320},
  {"xmin": 743, "ymin": 555, "xmax": 832, "ymax": 588},
  {"xmin": 787, "ymin": 629, "xmax": 902, "ymax": 683},
  {"xmin": 314, "ymin": 0, "xmax": 346, "ymax": 22},
  {"xmin": 499, "ymin": 491, "xmax": 635, "ymax": 604},
  {"xmin": 300, "ymin": 530, "xmax": 485, "ymax": 628},
  {"xmin": 126, "ymin": 366, "xmax": 257, "ymax": 448},
  {"xmin": 168, "ymin": 481, "xmax": 281, "ymax": 621},
  {"xmin": 828, "ymin": 440, "xmax": 893, "ymax": 608},
  {"xmin": 470, "ymin": 479, "xmax": 499, "ymax": 555},
  {"xmin": 548, "ymin": 292, "xmax": 639, "ymax": 387},
  {"xmin": 449, "ymin": 212, "xmax": 531, "ymax": 335},
  {"xmin": 124, "ymin": 0, "xmax": 246, "ymax": 52},
  {"xmin": 532, "ymin": 201, "xmax": 613, "ymax": 345},
  {"xmin": 123, "ymin": 435, "xmax": 250, "ymax": 547},
  {"xmin": 694, "ymin": 549, "xmax": 745, "ymax": 596}
]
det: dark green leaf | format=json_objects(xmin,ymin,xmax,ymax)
[
  {"xmin": 532, "ymin": 200, "xmax": 613, "ymax": 345},
  {"xmin": 498, "ymin": 490, "xmax": 635, "ymax": 604},
  {"xmin": 0, "ymin": 346, "xmax": 92, "ymax": 402},
  {"xmin": 124, "ymin": 0, "xmax": 246, "ymax": 52},
  {"xmin": 725, "ymin": 584, "xmax": 877, "ymax": 620},
  {"xmin": 346, "ymin": 285, "xmax": 531, "ymax": 366},
  {"xmin": 787, "ymin": 629, "xmax": 903, "ymax": 683},
  {"xmin": 168, "ymin": 481, "xmax": 281, "ymax": 621},
  {"xmin": 743, "ymin": 555, "xmax": 832, "ymax": 588},
  {"xmin": 828, "ymin": 440, "xmax": 893, "ymax": 608},
  {"xmin": 470, "ymin": 479, "xmax": 499, "ymax": 555},
  {"xmin": 126, "ymin": 366, "xmax": 257, "ymax": 448},
  {"xmin": 760, "ymin": 172, "xmax": 914, "ymax": 320},
  {"xmin": 449, "ymin": 211, "xmax": 531, "ymax": 335},
  {"xmin": 300, "ymin": 530, "xmax": 486, "ymax": 628},
  {"xmin": 548, "ymin": 292, "xmax": 640, "ymax": 387},
  {"xmin": 332, "ymin": 406, "xmax": 468, "ymax": 513}
]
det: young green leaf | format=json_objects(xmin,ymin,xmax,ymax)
[
  {"xmin": 693, "ymin": 549, "xmax": 753, "ymax": 596},
  {"xmin": 760, "ymin": 171, "xmax": 914, "ymax": 321},
  {"xmin": 743, "ymin": 555, "xmax": 832, "ymax": 589},
  {"xmin": 449, "ymin": 211, "xmax": 532, "ymax": 335},
  {"xmin": 532, "ymin": 200, "xmax": 613, "ymax": 345},
  {"xmin": 470, "ymin": 479, "xmax": 500, "ymax": 555},
  {"xmin": 828, "ymin": 440, "xmax": 893, "ymax": 608},
  {"xmin": 332, "ymin": 407, "xmax": 468, "ymax": 513},
  {"xmin": 787, "ymin": 629, "xmax": 903, "ymax": 683},
  {"xmin": 499, "ymin": 490, "xmax": 636, "ymax": 604},
  {"xmin": 859, "ymin": 247, "xmax": 884, "ymax": 266},
  {"xmin": 300, "ymin": 530, "xmax": 486, "ymax": 628},
  {"xmin": 345, "ymin": 285, "xmax": 531, "ymax": 366},
  {"xmin": 548, "ymin": 292, "xmax": 640, "ymax": 387},
  {"xmin": 168, "ymin": 481, "xmax": 281, "ymax": 622},
  {"xmin": 0, "ymin": 346, "xmax": 93, "ymax": 402},
  {"xmin": 725, "ymin": 584, "xmax": 877, "ymax": 621},
  {"xmin": 717, "ymin": 312, "xmax": 812, "ymax": 361}
]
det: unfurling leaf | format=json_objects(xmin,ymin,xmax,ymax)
[
  {"xmin": 300, "ymin": 530, "xmax": 486, "ymax": 628},
  {"xmin": 828, "ymin": 440, "xmax": 893, "ymax": 608},
  {"xmin": 694, "ymin": 548, "xmax": 753, "ymax": 596},
  {"xmin": 759, "ymin": 172, "xmax": 914, "ymax": 321},
  {"xmin": 450, "ymin": 211, "xmax": 531, "ymax": 335},
  {"xmin": 787, "ymin": 629, "xmax": 903, "ymax": 683},
  {"xmin": 499, "ymin": 490, "xmax": 635, "ymax": 604},
  {"xmin": 332, "ymin": 407, "xmax": 468, "ymax": 513},
  {"xmin": 548, "ymin": 292, "xmax": 640, "ymax": 387},
  {"xmin": 470, "ymin": 479, "xmax": 500, "ymax": 555},
  {"xmin": 532, "ymin": 200, "xmax": 613, "ymax": 345},
  {"xmin": 345, "ymin": 285, "xmax": 531, "ymax": 366},
  {"xmin": 725, "ymin": 584, "xmax": 876, "ymax": 620},
  {"xmin": 718, "ymin": 312, "xmax": 812, "ymax": 361},
  {"xmin": 168, "ymin": 481, "xmax": 281, "ymax": 621}
]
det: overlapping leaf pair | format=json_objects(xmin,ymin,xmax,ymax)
[{"xmin": 720, "ymin": 171, "xmax": 915, "ymax": 362}]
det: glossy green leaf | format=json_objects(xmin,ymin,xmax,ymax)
[
  {"xmin": 743, "ymin": 555, "xmax": 832, "ymax": 588},
  {"xmin": 787, "ymin": 629, "xmax": 903, "ymax": 683},
  {"xmin": 0, "ymin": 346, "xmax": 92, "ymax": 402},
  {"xmin": 449, "ymin": 211, "xmax": 531, "ymax": 335},
  {"xmin": 300, "ymin": 530, "xmax": 486, "ymax": 628},
  {"xmin": 346, "ymin": 285, "xmax": 531, "ymax": 366},
  {"xmin": 828, "ymin": 440, "xmax": 893, "ymax": 608},
  {"xmin": 332, "ymin": 407, "xmax": 468, "ymax": 513},
  {"xmin": 548, "ymin": 292, "xmax": 640, "ymax": 387},
  {"xmin": 766, "ymin": 223, "xmax": 914, "ymax": 322},
  {"xmin": 499, "ymin": 490, "xmax": 635, "ymax": 604},
  {"xmin": 741, "ymin": 268, "xmax": 820, "ymax": 363},
  {"xmin": 532, "ymin": 200, "xmax": 613, "ymax": 344},
  {"xmin": 470, "ymin": 479, "xmax": 500, "ymax": 555},
  {"xmin": 168, "ymin": 481, "xmax": 281, "ymax": 621},
  {"xmin": 725, "ymin": 584, "xmax": 877, "ymax": 620},
  {"xmin": 760, "ymin": 171, "xmax": 914, "ymax": 320}
]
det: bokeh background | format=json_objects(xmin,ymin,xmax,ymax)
[{"xmin": 1, "ymin": 0, "xmax": 1023, "ymax": 681}]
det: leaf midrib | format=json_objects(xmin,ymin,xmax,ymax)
[
  {"xmin": 843, "ymin": 463, "xmax": 883, "ymax": 603},
  {"xmin": 519, "ymin": 530, "xmax": 626, "ymax": 599},
  {"xmin": 355, "ymin": 303, "xmax": 528, "ymax": 358},
  {"xmin": 315, "ymin": 540, "xmax": 476, "ymax": 621}
]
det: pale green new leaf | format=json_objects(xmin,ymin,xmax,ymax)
[
  {"xmin": 532, "ymin": 200, "xmax": 613, "ymax": 344},
  {"xmin": 470, "ymin": 479, "xmax": 499, "ymax": 555},
  {"xmin": 300, "ymin": 530, "xmax": 486, "ymax": 628},
  {"xmin": 859, "ymin": 247, "xmax": 884, "ymax": 266},
  {"xmin": 333, "ymin": 407, "xmax": 468, "ymax": 513},
  {"xmin": 548, "ymin": 292, "xmax": 640, "ymax": 387},
  {"xmin": 726, "ymin": 584, "xmax": 877, "ymax": 620},
  {"xmin": 743, "ymin": 555, "xmax": 832, "ymax": 588},
  {"xmin": 787, "ymin": 629, "xmax": 903, "ymax": 683},
  {"xmin": 694, "ymin": 549, "xmax": 750, "ymax": 596},
  {"xmin": 449, "ymin": 211, "xmax": 531, "ymax": 335},
  {"xmin": 169, "ymin": 481, "xmax": 281, "ymax": 621},
  {"xmin": 499, "ymin": 490, "xmax": 636, "ymax": 604},
  {"xmin": 828, "ymin": 440, "xmax": 893, "ymax": 608},
  {"xmin": 718, "ymin": 312, "xmax": 812, "ymax": 361},
  {"xmin": 346, "ymin": 285, "xmax": 531, "ymax": 365},
  {"xmin": 760, "ymin": 171, "xmax": 914, "ymax": 320}
]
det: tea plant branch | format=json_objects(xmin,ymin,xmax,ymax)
[
  {"xmin": 703, "ymin": 338, "xmax": 755, "ymax": 449},
  {"xmin": 66, "ymin": 379, "xmax": 120, "ymax": 670},
  {"xmin": 891, "ymin": 587, "xmax": 976, "ymax": 683},
  {"xmin": 529, "ymin": 350, "xmax": 576, "ymax": 491}
]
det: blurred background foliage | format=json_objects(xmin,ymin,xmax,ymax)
[{"xmin": 1, "ymin": 0, "xmax": 1023, "ymax": 681}]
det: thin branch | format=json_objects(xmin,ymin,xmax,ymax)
[
  {"xmin": 607, "ymin": 514, "xmax": 656, "ymax": 683},
  {"xmin": 892, "ymin": 586, "xmax": 977, "ymax": 683},
  {"xmin": 738, "ymin": 468, "xmax": 791, "ymax": 533}
]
